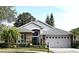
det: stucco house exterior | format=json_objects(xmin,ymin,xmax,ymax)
[{"xmin": 18, "ymin": 20, "xmax": 73, "ymax": 48}]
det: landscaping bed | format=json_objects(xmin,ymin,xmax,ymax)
[{"xmin": 0, "ymin": 48, "xmax": 52, "ymax": 53}]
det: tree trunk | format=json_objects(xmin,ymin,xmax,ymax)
[{"xmin": 7, "ymin": 39, "xmax": 10, "ymax": 48}]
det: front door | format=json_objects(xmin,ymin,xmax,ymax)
[
  {"xmin": 32, "ymin": 37, "xmax": 39, "ymax": 45},
  {"xmin": 32, "ymin": 29, "xmax": 40, "ymax": 45}
]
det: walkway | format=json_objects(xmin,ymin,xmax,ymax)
[{"xmin": 50, "ymin": 48, "xmax": 79, "ymax": 53}]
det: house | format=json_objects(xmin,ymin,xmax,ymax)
[{"xmin": 18, "ymin": 20, "xmax": 73, "ymax": 48}]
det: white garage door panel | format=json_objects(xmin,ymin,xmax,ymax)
[{"xmin": 46, "ymin": 37, "xmax": 71, "ymax": 48}]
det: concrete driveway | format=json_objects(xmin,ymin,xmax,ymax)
[{"xmin": 49, "ymin": 48, "xmax": 79, "ymax": 53}]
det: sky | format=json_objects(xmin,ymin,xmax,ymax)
[
  {"xmin": 15, "ymin": 6, "xmax": 79, "ymax": 31},
  {"xmin": 1, "ymin": 0, "xmax": 79, "ymax": 31}
]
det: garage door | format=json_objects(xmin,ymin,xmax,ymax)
[{"xmin": 45, "ymin": 36, "xmax": 71, "ymax": 48}]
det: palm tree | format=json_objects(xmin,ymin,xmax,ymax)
[
  {"xmin": 9, "ymin": 27, "xmax": 20, "ymax": 47},
  {"xmin": 0, "ymin": 26, "xmax": 20, "ymax": 48}
]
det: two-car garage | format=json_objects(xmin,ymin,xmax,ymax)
[{"xmin": 45, "ymin": 35, "xmax": 71, "ymax": 48}]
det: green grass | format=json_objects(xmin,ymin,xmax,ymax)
[{"xmin": 0, "ymin": 48, "xmax": 52, "ymax": 53}]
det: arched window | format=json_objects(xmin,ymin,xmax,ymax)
[{"xmin": 32, "ymin": 29, "xmax": 40, "ymax": 36}]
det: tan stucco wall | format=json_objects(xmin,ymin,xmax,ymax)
[
  {"xmin": 26, "ymin": 32, "xmax": 32, "ymax": 43},
  {"xmin": 20, "ymin": 32, "xmax": 32, "ymax": 44}
]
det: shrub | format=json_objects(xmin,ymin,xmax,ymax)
[
  {"xmin": 17, "ymin": 44, "xmax": 26, "ymax": 47},
  {"xmin": 0, "ymin": 43, "xmax": 7, "ymax": 48},
  {"xmin": 72, "ymin": 41, "xmax": 79, "ymax": 48}
]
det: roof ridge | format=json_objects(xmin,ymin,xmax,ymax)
[
  {"xmin": 36, "ymin": 20, "xmax": 55, "ymax": 28},
  {"xmin": 32, "ymin": 22, "xmax": 43, "ymax": 29}
]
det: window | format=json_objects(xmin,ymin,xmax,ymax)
[
  {"xmin": 46, "ymin": 37, "xmax": 48, "ymax": 38},
  {"xmin": 62, "ymin": 37, "xmax": 63, "ymax": 38},
  {"xmin": 33, "ymin": 31, "xmax": 38, "ymax": 36},
  {"xmin": 21, "ymin": 33, "xmax": 26, "ymax": 41},
  {"xmin": 67, "ymin": 37, "xmax": 69, "ymax": 39},
  {"xmin": 52, "ymin": 37, "xmax": 54, "ymax": 39},
  {"xmin": 32, "ymin": 29, "xmax": 40, "ymax": 45},
  {"xmin": 21, "ymin": 40, "xmax": 23, "ymax": 42},
  {"xmin": 21, "ymin": 34, "xmax": 24, "ymax": 39},
  {"xmin": 32, "ymin": 29, "xmax": 40, "ymax": 36},
  {"xmin": 64, "ymin": 37, "xmax": 66, "ymax": 38},
  {"xmin": 49, "ymin": 37, "xmax": 51, "ymax": 38},
  {"xmin": 18, "ymin": 41, "xmax": 20, "ymax": 43},
  {"xmin": 55, "ymin": 37, "xmax": 57, "ymax": 38}
]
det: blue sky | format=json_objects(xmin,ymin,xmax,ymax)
[
  {"xmin": 15, "ymin": 6, "xmax": 65, "ymax": 22},
  {"xmin": 14, "ymin": 6, "xmax": 79, "ymax": 31}
]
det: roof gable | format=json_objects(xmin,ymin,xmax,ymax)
[
  {"xmin": 18, "ymin": 21, "xmax": 43, "ymax": 30},
  {"xmin": 18, "ymin": 27, "xmax": 32, "ymax": 32}
]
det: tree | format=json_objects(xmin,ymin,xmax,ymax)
[
  {"xmin": 0, "ymin": 24, "xmax": 7, "ymax": 40},
  {"xmin": 14, "ymin": 12, "xmax": 36, "ymax": 27},
  {"xmin": 70, "ymin": 27, "xmax": 79, "ymax": 48},
  {"xmin": 0, "ymin": 26, "xmax": 20, "ymax": 48},
  {"xmin": 70, "ymin": 28, "xmax": 79, "ymax": 36},
  {"xmin": 45, "ymin": 13, "xmax": 55, "ymax": 27},
  {"xmin": 50, "ymin": 13, "xmax": 54, "ymax": 26},
  {"xmin": 45, "ymin": 15, "xmax": 50, "ymax": 25},
  {"xmin": 0, "ymin": 6, "xmax": 16, "ymax": 23}
]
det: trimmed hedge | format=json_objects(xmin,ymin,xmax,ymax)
[
  {"xmin": 72, "ymin": 41, "xmax": 79, "ymax": 48},
  {"xmin": 16, "ymin": 43, "xmax": 47, "ymax": 48},
  {"xmin": 0, "ymin": 43, "xmax": 7, "ymax": 48}
]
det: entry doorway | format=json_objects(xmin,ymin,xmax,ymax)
[{"xmin": 32, "ymin": 29, "xmax": 40, "ymax": 45}]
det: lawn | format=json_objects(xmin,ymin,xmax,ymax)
[{"xmin": 0, "ymin": 48, "xmax": 52, "ymax": 53}]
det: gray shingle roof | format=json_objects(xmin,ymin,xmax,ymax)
[
  {"xmin": 19, "ymin": 21, "xmax": 43, "ymax": 29},
  {"xmin": 18, "ymin": 20, "xmax": 71, "ymax": 35},
  {"xmin": 35, "ymin": 20, "xmax": 71, "ymax": 35},
  {"xmin": 18, "ymin": 27, "xmax": 32, "ymax": 32},
  {"xmin": 41, "ymin": 28, "xmax": 71, "ymax": 35}
]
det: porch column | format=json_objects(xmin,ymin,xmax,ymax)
[{"xmin": 42, "ymin": 35, "xmax": 46, "ymax": 45}]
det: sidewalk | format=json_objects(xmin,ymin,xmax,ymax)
[{"xmin": 49, "ymin": 48, "xmax": 79, "ymax": 53}]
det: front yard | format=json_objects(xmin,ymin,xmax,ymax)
[{"xmin": 0, "ymin": 48, "xmax": 52, "ymax": 53}]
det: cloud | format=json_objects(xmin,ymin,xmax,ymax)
[{"xmin": 54, "ymin": 6, "xmax": 79, "ymax": 31}]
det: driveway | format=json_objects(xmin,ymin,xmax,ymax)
[{"xmin": 49, "ymin": 48, "xmax": 79, "ymax": 53}]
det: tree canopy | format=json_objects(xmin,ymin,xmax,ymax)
[
  {"xmin": 0, "ymin": 26, "xmax": 20, "ymax": 47},
  {"xmin": 45, "ymin": 15, "xmax": 50, "ymax": 25},
  {"xmin": 14, "ymin": 12, "xmax": 36, "ymax": 27},
  {"xmin": 0, "ymin": 6, "xmax": 16, "ymax": 23},
  {"xmin": 45, "ymin": 13, "xmax": 55, "ymax": 27},
  {"xmin": 70, "ymin": 27, "xmax": 79, "ymax": 36}
]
